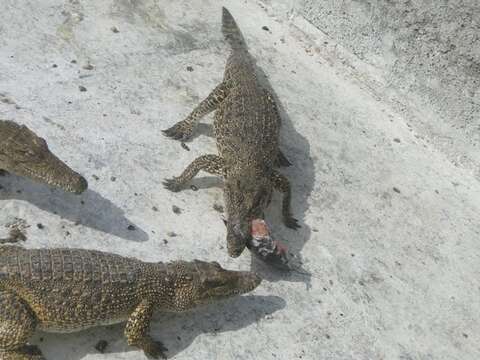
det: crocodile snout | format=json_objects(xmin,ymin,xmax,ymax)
[
  {"xmin": 226, "ymin": 222, "xmax": 250, "ymax": 258},
  {"xmin": 72, "ymin": 175, "xmax": 88, "ymax": 194}
]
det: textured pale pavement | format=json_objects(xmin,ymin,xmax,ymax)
[{"xmin": 0, "ymin": 1, "xmax": 479, "ymax": 359}]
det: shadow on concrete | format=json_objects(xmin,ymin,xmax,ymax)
[
  {"xmin": 0, "ymin": 174, "xmax": 148, "ymax": 242},
  {"xmin": 188, "ymin": 175, "xmax": 223, "ymax": 191},
  {"xmin": 249, "ymin": 67, "xmax": 315, "ymax": 285},
  {"xmin": 191, "ymin": 123, "xmax": 215, "ymax": 140},
  {"xmin": 36, "ymin": 295, "xmax": 285, "ymax": 359}
]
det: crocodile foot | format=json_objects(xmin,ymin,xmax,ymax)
[
  {"xmin": 162, "ymin": 123, "xmax": 193, "ymax": 142},
  {"xmin": 284, "ymin": 215, "xmax": 300, "ymax": 230},
  {"xmin": 276, "ymin": 152, "xmax": 292, "ymax": 167},
  {"xmin": 142, "ymin": 340, "xmax": 168, "ymax": 359},
  {"xmin": 162, "ymin": 178, "xmax": 183, "ymax": 192}
]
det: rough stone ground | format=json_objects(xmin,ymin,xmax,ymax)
[{"xmin": 0, "ymin": 1, "xmax": 479, "ymax": 359}]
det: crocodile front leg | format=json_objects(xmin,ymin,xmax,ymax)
[
  {"xmin": 0, "ymin": 291, "xmax": 42, "ymax": 360},
  {"xmin": 163, "ymin": 82, "xmax": 229, "ymax": 141},
  {"xmin": 125, "ymin": 300, "xmax": 167, "ymax": 359},
  {"xmin": 271, "ymin": 171, "xmax": 300, "ymax": 229},
  {"xmin": 163, "ymin": 154, "xmax": 224, "ymax": 192}
]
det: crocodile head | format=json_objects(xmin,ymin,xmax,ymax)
[
  {"xmin": 223, "ymin": 177, "xmax": 273, "ymax": 257},
  {"xmin": 166, "ymin": 260, "xmax": 261, "ymax": 311},
  {"xmin": 0, "ymin": 121, "xmax": 88, "ymax": 193}
]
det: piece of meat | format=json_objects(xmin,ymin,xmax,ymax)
[{"xmin": 248, "ymin": 219, "xmax": 291, "ymax": 270}]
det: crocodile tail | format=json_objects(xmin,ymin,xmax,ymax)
[{"xmin": 222, "ymin": 7, "xmax": 247, "ymax": 51}]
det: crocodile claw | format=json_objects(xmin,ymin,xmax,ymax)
[
  {"xmin": 284, "ymin": 215, "xmax": 300, "ymax": 230},
  {"xmin": 162, "ymin": 123, "xmax": 192, "ymax": 142},
  {"xmin": 143, "ymin": 340, "xmax": 168, "ymax": 359},
  {"xmin": 276, "ymin": 152, "xmax": 292, "ymax": 167},
  {"xmin": 162, "ymin": 178, "xmax": 182, "ymax": 192}
]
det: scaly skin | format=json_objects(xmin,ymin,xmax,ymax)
[
  {"xmin": 0, "ymin": 120, "xmax": 87, "ymax": 194},
  {"xmin": 163, "ymin": 7, "xmax": 299, "ymax": 258},
  {"xmin": 0, "ymin": 245, "xmax": 261, "ymax": 359}
]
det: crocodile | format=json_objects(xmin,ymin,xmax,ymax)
[
  {"xmin": 163, "ymin": 7, "xmax": 299, "ymax": 258},
  {"xmin": 0, "ymin": 120, "xmax": 87, "ymax": 194},
  {"xmin": 0, "ymin": 245, "xmax": 261, "ymax": 359}
]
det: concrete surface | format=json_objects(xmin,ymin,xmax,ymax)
[
  {"xmin": 273, "ymin": 0, "xmax": 480, "ymax": 178},
  {"xmin": 0, "ymin": 0, "xmax": 479, "ymax": 359}
]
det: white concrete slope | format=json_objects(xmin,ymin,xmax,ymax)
[{"xmin": 0, "ymin": 1, "xmax": 478, "ymax": 359}]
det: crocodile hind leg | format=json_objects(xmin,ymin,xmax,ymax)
[
  {"xmin": 163, "ymin": 82, "xmax": 229, "ymax": 141},
  {"xmin": 0, "ymin": 291, "xmax": 43, "ymax": 360},
  {"xmin": 125, "ymin": 300, "xmax": 167, "ymax": 359},
  {"xmin": 163, "ymin": 154, "xmax": 224, "ymax": 192},
  {"xmin": 271, "ymin": 171, "xmax": 300, "ymax": 229}
]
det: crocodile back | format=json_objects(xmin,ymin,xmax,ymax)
[
  {"xmin": 0, "ymin": 246, "xmax": 152, "ymax": 332},
  {"xmin": 214, "ymin": 82, "xmax": 280, "ymax": 172}
]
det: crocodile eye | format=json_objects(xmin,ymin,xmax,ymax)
[{"xmin": 211, "ymin": 261, "xmax": 221, "ymax": 268}]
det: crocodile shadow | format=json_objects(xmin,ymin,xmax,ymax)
[
  {"xmin": 249, "ymin": 67, "xmax": 315, "ymax": 285},
  {"xmin": 0, "ymin": 174, "xmax": 148, "ymax": 242},
  {"xmin": 191, "ymin": 123, "xmax": 215, "ymax": 140},
  {"xmin": 35, "ymin": 295, "xmax": 285, "ymax": 359}
]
